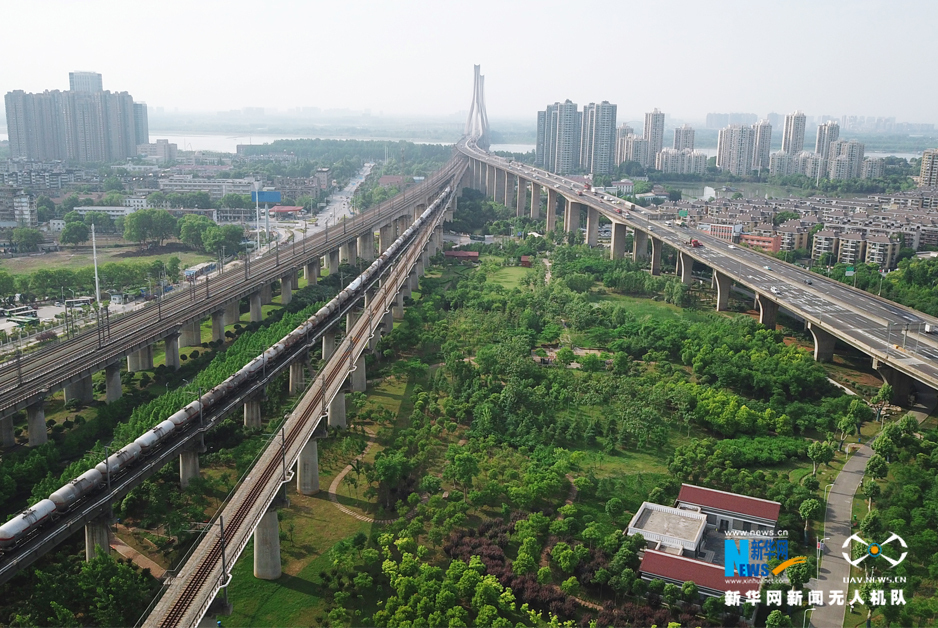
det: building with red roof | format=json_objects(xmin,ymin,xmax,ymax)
[
  {"xmin": 677, "ymin": 483, "xmax": 780, "ymax": 533},
  {"xmin": 639, "ymin": 550, "xmax": 761, "ymax": 597}
]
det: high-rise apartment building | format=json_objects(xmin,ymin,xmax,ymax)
[
  {"xmin": 622, "ymin": 135, "xmax": 650, "ymax": 169},
  {"xmin": 535, "ymin": 100, "xmax": 581, "ymax": 174},
  {"xmin": 716, "ymin": 125, "xmax": 755, "ymax": 176},
  {"xmin": 920, "ymin": 149, "xmax": 938, "ymax": 187},
  {"xmin": 673, "ymin": 124, "xmax": 695, "ymax": 151},
  {"xmin": 656, "ymin": 148, "xmax": 707, "ymax": 175},
  {"xmin": 828, "ymin": 139, "xmax": 865, "ymax": 180},
  {"xmin": 134, "ymin": 103, "xmax": 149, "ymax": 146},
  {"xmin": 5, "ymin": 72, "xmax": 147, "ymax": 163},
  {"xmin": 579, "ymin": 101, "xmax": 617, "ymax": 175},
  {"xmin": 782, "ymin": 110, "xmax": 806, "ymax": 154},
  {"xmin": 643, "ymin": 108, "xmax": 666, "ymax": 159},
  {"xmin": 751, "ymin": 120, "xmax": 772, "ymax": 171},
  {"xmin": 815, "ymin": 121, "xmax": 840, "ymax": 159},
  {"xmin": 69, "ymin": 71, "xmax": 103, "ymax": 93},
  {"xmin": 615, "ymin": 124, "xmax": 634, "ymax": 165}
]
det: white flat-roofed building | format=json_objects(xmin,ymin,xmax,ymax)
[
  {"xmin": 626, "ymin": 501, "xmax": 707, "ymax": 557},
  {"xmin": 73, "ymin": 205, "xmax": 136, "ymax": 218}
]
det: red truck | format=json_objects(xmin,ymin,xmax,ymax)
[{"xmin": 688, "ymin": 238, "xmax": 702, "ymax": 248}]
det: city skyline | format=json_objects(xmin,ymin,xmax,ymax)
[{"xmin": 1, "ymin": 0, "xmax": 937, "ymax": 123}]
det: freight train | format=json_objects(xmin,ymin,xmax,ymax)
[{"xmin": 0, "ymin": 186, "xmax": 452, "ymax": 552}]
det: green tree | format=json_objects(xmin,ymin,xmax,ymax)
[
  {"xmin": 867, "ymin": 454, "xmax": 888, "ymax": 480},
  {"xmin": 60, "ymin": 222, "xmax": 89, "ymax": 247},
  {"xmin": 860, "ymin": 478, "xmax": 880, "ymax": 512},
  {"xmin": 799, "ymin": 498, "xmax": 821, "ymax": 539},
  {"xmin": 765, "ymin": 609, "xmax": 793, "ymax": 628},
  {"xmin": 560, "ymin": 576, "xmax": 580, "ymax": 596},
  {"xmin": 83, "ymin": 211, "xmax": 114, "ymax": 232},
  {"xmin": 202, "ymin": 224, "xmax": 245, "ymax": 257},
  {"xmin": 123, "ymin": 209, "xmax": 177, "ymax": 247},
  {"xmin": 871, "ymin": 383, "xmax": 894, "ymax": 421},
  {"xmin": 807, "ymin": 440, "xmax": 834, "ymax": 475},
  {"xmin": 13, "ymin": 228, "xmax": 43, "ymax": 251},
  {"xmin": 681, "ymin": 580, "xmax": 698, "ymax": 603},
  {"xmin": 178, "ymin": 214, "xmax": 215, "ymax": 250},
  {"xmin": 555, "ymin": 347, "xmax": 574, "ymax": 367}
]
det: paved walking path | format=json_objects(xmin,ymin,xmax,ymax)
[
  {"xmin": 810, "ymin": 388, "xmax": 935, "ymax": 628},
  {"xmin": 110, "ymin": 535, "xmax": 166, "ymax": 578}
]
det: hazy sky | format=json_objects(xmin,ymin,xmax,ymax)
[{"xmin": 3, "ymin": 0, "xmax": 936, "ymax": 124}]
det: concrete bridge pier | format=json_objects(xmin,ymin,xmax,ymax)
[
  {"xmin": 328, "ymin": 391, "xmax": 346, "ymax": 429},
  {"xmin": 322, "ymin": 328, "xmax": 337, "ymax": 361},
  {"xmin": 531, "ymin": 183, "xmax": 541, "ymax": 220},
  {"xmin": 27, "ymin": 401, "xmax": 46, "ymax": 446},
  {"xmin": 807, "ymin": 322, "xmax": 836, "ymax": 362},
  {"xmin": 304, "ymin": 259, "xmax": 319, "ymax": 286},
  {"xmin": 1, "ymin": 416, "xmax": 13, "ymax": 448},
  {"xmin": 633, "ymin": 230, "xmax": 649, "ymax": 261},
  {"xmin": 756, "ymin": 293, "xmax": 779, "ymax": 329},
  {"xmin": 260, "ymin": 283, "xmax": 272, "ymax": 305},
  {"xmin": 346, "ymin": 238, "xmax": 358, "ymax": 264},
  {"xmin": 224, "ymin": 300, "xmax": 241, "ymax": 326},
  {"xmin": 351, "ymin": 355, "xmax": 366, "ymax": 392},
  {"xmin": 409, "ymin": 270, "xmax": 419, "ymax": 293},
  {"xmin": 393, "ymin": 291, "xmax": 405, "ymax": 319},
  {"xmin": 872, "ymin": 359, "xmax": 915, "ymax": 404},
  {"xmin": 127, "ymin": 344, "xmax": 153, "ymax": 372},
  {"xmin": 487, "ymin": 164, "xmax": 496, "ymax": 200},
  {"xmin": 611, "ymin": 223, "xmax": 627, "ymax": 259},
  {"xmin": 547, "ymin": 190, "xmax": 559, "ymax": 231},
  {"xmin": 280, "ymin": 274, "xmax": 292, "ymax": 306},
  {"xmin": 297, "ymin": 437, "xmax": 319, "ymax": 495},
  {"xmin": 586, "ymin": 206, "xmax": 599, "ymax": 246},
  {"xmin": 714, "ymin": 271, "xmax": 732, "ymax": 312},
  {"xmin": 289, "ymin": 360, "xmax": 306, "ymax": 395},
  {"xmin": 434, "ymin": 226, "xmax": 443, "ymax": 252},
  {"xmin": 244, "ymin": 396, "xmax": 264, "ymax": 429},
  {"xmin": 179, "ymin": 441, "xmax": 202, "ymax": 489},
  {"xmin": 211, "ymin": 311, "xmax": 226, "ymax": 342},
  {"xmin": 678, "ymin": 251, "xmax": 694, "ymax": 284},
  {"xmin": 382, "ymin": 309, "xmax": 393, "ymax": 333},
  {"xmin": 516, "ymin": 178, "xmax": 526, "ymax": 216},
  {"xmin": 379, "ymin": 224, "xmax": 394, "ymax": 253},
  {"xmin": 326, "ymin": 249, "xmax": 340, "ymax": 275},
  {"xmin": 180, "ymin": 319, "xmax": 202, "ymax": 347},
  {"xmin": 105, "ymin": 363, "xmax": 122, "ymax": 403},
  {"xmin": 84, "ymin": 514, "xmax": 111, "ymax": 561},
  {"xmin": 250, "ymin": 292, "xmax": 263, "ymax": 323},
  {"xmin": 64, "ymin": 375, "xmax": 94, "ymax": 405},
  {"xmin": 346, "ymin": 306, "xmax": 361, "ymax": 334},
  {"xmin": 649, "ymin": 237, "xmax": 663, "ymax": 275},
  {"xmin": 565, "ymin": 199, "xmax": 581, "ymax": 235},
  {"xmin": 253, "ymin": 509, "xmax": 281, "ymax": 580},
  {"xmin": 358, "ymin": 231, "xmax": 375, "ymax": 262}
]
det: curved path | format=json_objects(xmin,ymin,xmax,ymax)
[
  {"xmin": 810, "ymin": 387, "xmax": 936, "ymax": 628},
  {"xmin": 326, "ymin": 433, "xmax": 399, "ymax": 525}
]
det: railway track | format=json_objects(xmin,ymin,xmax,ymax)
[
  {"xmin": 0, "ymin": 158, "xmax": 465, "ymax": 417},
  {"xmin": 143, "ymin": 167, "xmax": 462, "ymax": 628}
]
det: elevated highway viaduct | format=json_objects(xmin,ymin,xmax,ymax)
[
  {"xmin": 0, "ymin": 158, "xmax": 462, "ymax": 450},
  {"xmin": 458, "ymin": 139, "xmax": 938, "ymax": 399}
]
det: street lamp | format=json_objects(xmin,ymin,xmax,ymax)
[
  {"xmin": 816, "ymin": 536, "xmax": 830, "ymax": 581},
  {"xmin": 802, "ymin": 607, "xmax": 815, "ymax": 628},
  {"xmin": 102, "ymin": 441, "xmax": 114, "ymax": 494}
]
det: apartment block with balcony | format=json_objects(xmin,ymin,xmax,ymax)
[
  {"xmin": 812, "ymin": 230, "xmax": 840, "ymax": 261},
  {"xmin": 865, "ymin": 235, "xmax": 898, "ymax": 268},
  {"xmin": 837, "ymin": 232, "xmax": 866, "ymax": 265}
]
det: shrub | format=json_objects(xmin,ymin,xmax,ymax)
[{"xmin": 189, "ymin": 350, "xmax": 200, "ymax": 360}]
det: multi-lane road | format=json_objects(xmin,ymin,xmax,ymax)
[{"xmin": 458, "ymin": 140, "xmax": 938, "ymax": 391}]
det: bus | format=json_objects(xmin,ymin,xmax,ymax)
[
  {"xmin": 7, "ymin": 316, "xmax": 39, "ymax": 327},
  {"xmin": 2, "ymin": 306, "xmax": 38, "ymax": 319},
  {"xmin": 65, "ymin": 297, "xmax": 94, "ymax": 309}
]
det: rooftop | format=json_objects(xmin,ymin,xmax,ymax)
[
  {"xmin": 640, "ymin": 549, "xmax": 760, "ymax": 593},
  {"xmin": 677, "ymin": 484, "xmax": 781, "ymax": 522},
  {"xmin": 627, "ymin": 502, "xmax": 707, "ymax": 550}
]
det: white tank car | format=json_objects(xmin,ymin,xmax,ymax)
[
  {"xmin": 50, "ymin": 468, "xmax": 103, "ymax": 511},
  {"xmin": 134, "ymin": 419, "xmax": 176, "ymax": 453},
  {"xmin": 166, "ymin": 407, "xmax": 193, "ymax": 428},
  {"xmin": 0, "ymin": 499, "xmax": 57, "ymax": 548},
  {"xmin": 95, "ymin": 442, "xmax": 142, "ymax": 476}
]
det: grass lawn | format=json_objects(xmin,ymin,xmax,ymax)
[
  {"xmin": 594, "ymin": 291, "xmax": 702, "ymax": 321},
  {"xmin": 3, "ymin": 240, "xmax": 212, "ymax": 275},
  {"xmin": 488, "ymin": 266, "xmax": 528, "ymax": 290}
]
